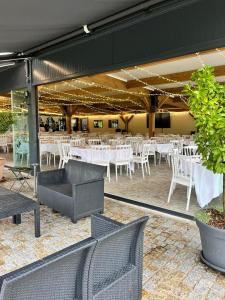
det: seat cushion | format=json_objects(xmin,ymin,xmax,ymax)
[{"xmin": 47, "ymin": 183, "xmax": 72, "ymax": 197}]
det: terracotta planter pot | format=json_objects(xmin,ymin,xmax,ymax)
[
  {"xmin": 0, "ymin": 157, "xmax": 5, "ymax": 180},
  {"xmin": 196, "ymin": 219, "xmax": 225, "ymax": 273}
]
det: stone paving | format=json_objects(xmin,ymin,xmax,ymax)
[
  {"xmin": 105, "ymin": 163, "xmax": 201, "ymax": 216},
  {"xmin": 1, "ymin": 185, "xmax": 225, "ymax": 299}
]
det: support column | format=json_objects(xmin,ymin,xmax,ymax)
[
  {"xmin": 143, "ymin": 94, "xmax": 157, "ymax": 138},
  {"xmin": 60, "ymin": 105, "xmax": 77, "ymax": 134},
  {"xmin": 120, "ymin": 114, "xmax": 134, "ymax": 133},
  {"xmin": 66, "ymin": 114, "xmax": 72, "ymax": 134},
  {"xmin": 148, "ymin": 112, "xmax": 155, "ymax": 137},
  {"xmin": 26, "ymin": 60, "xmax": 40, "ymax": 167}
]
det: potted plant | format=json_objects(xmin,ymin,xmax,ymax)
[
  {"xmin": 184, "ymin": 65, "xmax": 225, "ymax": 272},
  {"xmin": 0, "ymin": 111, "xmax": 14, "ymax": 181}
]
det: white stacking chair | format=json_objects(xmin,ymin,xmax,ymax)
[
  {"xmin": 16, "ymin": 142, "xmax": 29, "ymax": 166},
  {"xmin": 91, "ymin": 145, "xmax": 111, "ymax": 182},
  {"xmin": 110, "ymin": 144, "xmax": 132, "ymax": 181},
  {"xmin": 61, "ymin": 143, "xmax": 72, "ymax": 168},
  {"xmin": 0, "ymin": 135, "xmax": 8, "ymax": 153},
  {"xmin": 133, "ymin": 144, "xmax": 151, "ymax": 179},
  {"xmin": 57, "ymin": 141, "xmax": 63, "ymax": 169},
  {"xmin": 70, "ymin": 138, "xmax": 83, "ymax": 147},
  {"xmin": 144, "ymin": 140, "xmax": 157, "ymax": 165},
  {"xmin": 183, "ymin": 145, "xmax": 199, "ymax": 156},
  {"xmin": 167, "ymin": 154, "xmax": 195, "ymax": 211},
  {"xmin": 48, "ymin": 142, "xmax": 59, "ymax": 167},
  {"xmin": 88, "ymin": 139, "xmax": 101, "ymax": 146}
]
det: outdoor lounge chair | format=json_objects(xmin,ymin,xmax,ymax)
[
  {"xmin": 0, "ymin": 214, "xmax": 148, "ymax": 300},
  {"xmin": 37, "ymin": 160, "xmax": 106, "ymax": 223}
]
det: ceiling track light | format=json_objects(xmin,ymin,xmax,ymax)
[
  {"xmin": 0, "ymin": 62, "xmax": 15, "ymax": 68},
  {"xmin": 0, "ymin": 52, "xmax": 14, "ymax": 56},
  {"xmin": 83, "ymin": 25, "xmax": 91, "ymax": 34}
]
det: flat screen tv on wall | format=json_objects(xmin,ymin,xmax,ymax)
[
  {"xmin": 93, "ymin": 120, "xmax": 103, "ymax": 128},
  {"xmin": 155, "ymin": 113, "xmax": 171, "ymax": 128}
]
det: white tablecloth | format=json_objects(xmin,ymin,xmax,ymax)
[
  {"xmin": 70, "ymin": 147, "xmax": 133, "ymax": 163},
  {"xmin": 40, "ymin": 143, "xmax": 59, "ymax": 155},
  {"xmin": 194, "ymin": 163, "xmax": 223, "ymax": 208},
  {"xmin": 156, "ymin": 143, "xmax": 173, "ymax": 154}
]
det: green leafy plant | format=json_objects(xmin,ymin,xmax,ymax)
[
  {"xmin": 0, "ymin": 112, "xmax": 14, "ymax": 134},
  {"xmin": 184, "ymin": 65, "xmax": 225, "ymax": 214}
]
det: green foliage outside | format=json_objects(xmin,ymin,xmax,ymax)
[
  {"xmin": 184, "ymin": 65, "xmax": 225, "ymax": 218},
  {"xmin": 0, "ymin": 112, "xmax": 14, "ymax": 134}
]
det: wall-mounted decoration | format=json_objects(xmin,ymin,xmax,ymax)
[
  {"xmin": 93, "ymin": 120, "xmax": 103, "ymax": 128},
  {"xmin": 108, "ymin": 119, "xmax": 119, "ymax": 128}
]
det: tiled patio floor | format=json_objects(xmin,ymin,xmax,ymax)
[{"xmin": 1, "ymin": 187, "xmax": 225, "ymax": 299}]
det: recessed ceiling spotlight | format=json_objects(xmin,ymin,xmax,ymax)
[
  {"xmin": 83, "ymin": 25, "xmax": 91, "ymax": 34},
  {"xmin": 0, "ymin": 52, "xmax": 14, "ymax": 56}
]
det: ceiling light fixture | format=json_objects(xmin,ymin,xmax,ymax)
[
  {"xmin": 83, "ymin": 25, "xmax": 91, "ymax": 34},
  {"xmin": 0, "ymin": 62, "xmax": 15, "ymax": 68},
  {"xmin": 0, "ymin": 52, "xmax": 14, "ymax": 56}
]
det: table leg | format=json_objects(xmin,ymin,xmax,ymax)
[
  {"xmin": 34, "ymin": 207, "xmax": 41, "ymax": 238},
  {"xmin": 13, "ymin": 214, "xmax": 21, "ymax": 224}
]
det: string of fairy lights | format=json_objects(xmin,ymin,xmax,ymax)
[
  {"xmin": 120, "ymin": 68, "xmax": 189, "ymax": 107},
  {"xmin": 39, "ymin": 88, "xmax": 145, "ymax": 114},
  {"xmin": 38, "ymin": 79, "xmax": 146, "ymax": 114},
  {"xmin": 1, "ymin": 48, "xmax": 225, "ymax": 114}
]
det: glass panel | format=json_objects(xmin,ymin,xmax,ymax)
[{"xmin": 11, "ymin": 89, "xmax": 29, "ymax": 167}]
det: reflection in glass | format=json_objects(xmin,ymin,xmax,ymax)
[{"xmin": 11, "ymin": 89, "xmax": 29, "ymax": 167}]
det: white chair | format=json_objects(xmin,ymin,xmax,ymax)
[
  {"xmin": 183, "ymin": 145, "xmax": 199, "ymax": 156},
  {"xmin": 91, "ymin": 145, "xmax": 111, "ymax": 182},
  {"xmin": 16, "ymin": 142, "xmax": 29, "ymax": 166},
  {"xmin": 167, "ymin": 154, "xmax": 194, "ymax": 211},
  {"xmin": 61, "ymin": 143, "xmax": 72, "ymax": 168},
  {"xmin": 0, "ymin": 135, "xmax": 8, "ymax": 153},
  {"xmin": 143, "ymin": 140, "xmax": 157, "ymax": 165},
  {"xmin": 57, "ymin": 141, "xmax": 63, "ymax": 169},
  {"xmin": 88, "ymin": 139, "xmax": 101, "ymax": 145},
  {"xmin": 110, "ymin": 145, "xmax": 132, "ymax": 181},
  {"xmin": 133, "ymin": 144, "xmax": 150, "ymax": 179},
  {"xmin": 70, "ymin": 138, "xmax": 83, "ymax": 147},
  {"xmin": 48, "ymin": 144, "xmax": 59, "ymax": 167}
]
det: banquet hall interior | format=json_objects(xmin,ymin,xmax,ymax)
[{"xmin": 0, "ymin": 46, "xmax": 223, "ymax": 217}]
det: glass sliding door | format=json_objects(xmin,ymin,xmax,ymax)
[{"xmin": 11, "ymin": 89, "xmax": 29, "ymax": 167}]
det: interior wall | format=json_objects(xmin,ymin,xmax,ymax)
[{"xmin": 73, "ymin": 112, "xmax": 195, "ymax": 135}]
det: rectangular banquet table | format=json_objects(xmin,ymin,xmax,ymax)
[
  {"xmin": 193, "ymin": 163, "xmax": 223, "ymax": 208},
  {"xmin": 70, "ymin": 146, "xmax": 133, "ymax": 163}
]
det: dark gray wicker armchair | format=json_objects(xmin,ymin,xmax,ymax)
[
  {"xmin": 89, "ymin": 214, "xmax": 148, "ymax": 300},
  {"xmin": 0, "ymin": 214, "xmax": 148, "ymax": 300},
  {"xmin": 37, "ymin": 160, "xmax": 106, "ymax": 223}
]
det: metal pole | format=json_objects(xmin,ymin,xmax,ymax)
[{"xmin": 32, "ymin": 163, "xmax": 38, "ymax": 198}]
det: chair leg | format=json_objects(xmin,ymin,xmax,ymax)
[
  {"xmin": 141, "ymin": 163, "xmax": 145, "ymax": 179},
  {"xmin": 186, "ymin": 186, "xmax": 192, "ymax": 211},
  {"xmin": 129, "ymin": 164, "xmax": 132, "ymax": 180},
  {"xmin": 62, "ymin": 160, "xmax": 65, "ymax": 168},
  {"xmin": 115, "ymin": 165, "xmax": 118, "ymax": 181},
  {"xmin": 58, "ymin": 158, "xmax": 62, "ymax": 169},
  {"xmin": 108, "ymin": 165, "xmax": 110, "ymax": 182},
  {"xmin": 167, "ymin": 180, "xmax": 175, "ymax": 203},
  {"xmin": 147, "ymin": 162, "xmax": 151, "ymax": 175},
  {"xmin": 120, "ymin": 165, "xmax": 122, "ymax": 175}
]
